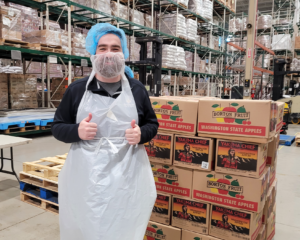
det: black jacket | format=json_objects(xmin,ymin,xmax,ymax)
[{"xmin": 51, "ymin": 75, "xmax": 158, "ymax": 144}]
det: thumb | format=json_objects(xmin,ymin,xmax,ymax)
[
  {"xmin": 131, "ymin": 120, "xmax": 136, "ymax": 128},
  {"xmin": 84, "ymin": 113, "xmax": 92, "ymax": 122}
]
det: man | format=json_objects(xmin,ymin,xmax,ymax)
[
  {"xmin": 52, "ymin": 23, "xmax": 158, "ymax": 240},
  {"xmin": 177, "ymin": 205, "xmax": 190, "ymax": 220},
  {"xmin": 178, "ymin": 143, "xmax": 194, "ymax": 163},
  {"xmin": 216, "ymin": 214, "xmax": 231, "ymax": 230},
  {"xmin": 222, "ymin": 148, "xmax": 238, "ymax": 169}
]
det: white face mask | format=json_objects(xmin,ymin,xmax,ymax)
[{"xmin": 90, "ymin": 52, "xmax": 125, "ymax": 79}]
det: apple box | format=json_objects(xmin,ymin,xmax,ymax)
[
  {"xmin": 181, "ymin": 230, "xmax": 221, "ymax": 240},
  {"xmin": 172, "ymin": 197, "xmax": 209, "ymax": 235},
  {"xmin": 269, "ymin": 162, "xmax": 276, "ymax": 188},
  {"xmin": 145, "ymin": 132, "xmax": 174, "ymax": 165},
  {"xmin": 151, "ymin": 163, "xmax": 193, "ymax": 198},
  {"xmin": 266, "ymin": 212, "xmax": 275, "ymax": 240},
  {"xmin": 150, "ymin": 96, "xmax": 199, "ymax": 135},
  {"xmin": 267, "ymin": 133, "xmax": 279, "ymax": 166},
  {"xmin": 256, "ymin": 224, "xmax": 266, "ymax": 240},
  {"xmin": 197, "ymin": 99, "xmax": 277, "ymax": 140},
  {"xmin": 215, "ymin": 139, "xmax": 268, "ymax": 178},
  {"xmin": 150, "ymin": 193, "xmax": 172, "ymax": 225},
  {"xmin": 263, "ymin": 179, "xmax": 277, "ymax": 224},
  {"xmin": 145, "ymin": 221, "xmax": 181, "ymax": 240},
  {"xmin": 276, "ymin": 102, "xmax": 284, "ymax": 133},
  {"xmin": 174, "ymin": 135, "xmax": 215, "ymax": 171},
  {"xmin": 209, "ymin": 204, "xmax": 263, "ymax": 240},
  {"xmin": 192, "ymin": 169, "xmax": 269, "ymax": 213}
]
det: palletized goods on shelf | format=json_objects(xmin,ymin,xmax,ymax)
[
  {"xmin": 160, "ymin": 13, "xmax": 187, "ymax": 40},
  {"xmin": 162, "ymin": 45, "xmax": 187, "ymax": 70}
]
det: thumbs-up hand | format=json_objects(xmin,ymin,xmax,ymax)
[
  {"xmin": 125, "ymin": 120, "xmax": 141, "ymax": 145},
  {"xmin": 78, "ymin": 113, "xmax": 98, "ymax": 140}
]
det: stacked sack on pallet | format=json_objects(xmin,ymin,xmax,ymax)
[
  {"xmin": 73, "ymin": 0, "xmax": 111, "ymax": 19},
  {"xmin": 160, "ymin": 13, "xmax": 187, "ymax": 40},
  {"xmin": 186, "ymin": 18, "xmax": 197, "ymax": 42},
  {"xmin": 162, "ymin": 45, "xmax": 187, "ymax": 70},
  {"xmin": 202, "ymin": 0, "xmax": 213, "ymax": 22},
  {"xmin": 145, "ymin": 96, "xmax": 282, "ymax": 240},
  {"xmin": 257, "ymin": 15, "xmax": 272, "ymax": 30},
  {"xmin": 111, "ymin": 2, "xmax": 129, "ymax": 25},
  {"xmin": 272, "ymin": 34, "xmax": 292, "ymax": 51},
  {"xmin": 188, "ymin": 0, "xmax": 202, "ymax": 15}
]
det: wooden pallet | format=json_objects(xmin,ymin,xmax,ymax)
[
  {"xmin": 0, "ymin": 38, "xmax": 30, "ymax": 48},
  {"xmin": 178, "ymin": 3, "xmax": 187, "ymax": 9},
  {"xmin": 1, "ymin": 124, "xmax": 40, "ymax": 134},
  {"xmin": 23, "ymin": 157, "xmax": 65, "ymax": 182},
  {"xmin": 296, "ymin": 141, "xmax": 300, "ymax": 147},
  {"xmin": 20, "ymin": 171, "xmax": 59, "ymax": 192},
  {"xmin": 20, "ymin": 191, "xmax": 59, "ymax": 215}
]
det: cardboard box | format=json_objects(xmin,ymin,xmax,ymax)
[
  {"xmin": 174, "ymin": 135, "xmax": 215, "ymax": 171},
  {"xmin": 266, "ymin": 212, "xmax": 275, "ymax": 240},
  {"xmin": 263, "ymin": 179, "xmax": 277, "ymax": 224},
  {"xmin": 172, "ymin": 197, "xmax": 209, "ymax": 235},
  {"xmin": 150, "ymin": 97, "xmax": 199, "ymax": 135},
  {"xmin": 145, "ymin": 132, "xmax": 174, "ymax": 165},
  {"xmin": 150, "ymin": 193, "xmax": 172, "ymax": 225},
  {"xmin": 145, "ymin": 221, "xmax": 181, "ymax": 240},
  {"xmin": 209, "ymin": 204, "xmax": 263, "ymax": 240},
  {"xmin": 181, "ymin": 230, "xmax": 221, "ymax": 240},
  {"xmin": 267, "ymin": 133, "xmax": 279, "ymax": 166},
  {"xmin": 215, "ymin": 139, "xmax": 268, "ymax": 178},
  {"xmin": 269, "ymin": 162, "xmax": 276, "ymax": 188},
  {"xmin": 8, "ymin": 74, "xmax": 25, "ymax": 93},
  {"xmin": 197, "ymin": 99, "xmax": 277, "ymax": 140},
  {"xmin": 151, "ymin": 163, "xmax": 193, "ymax": 198},
  {"xmin": 295, "ymin": 36, "xmax": 300, "ymax": 49},
  {"xmin": 256, "ymin": 224, "xmax": 266, "ymax": 240},
  {"xmin": 276, "ymin": 102, "xmax": 284, "ymax": 133},
  {"xmin": 193, "ymin": 168, "xmax": 269, "ymax": 213}
]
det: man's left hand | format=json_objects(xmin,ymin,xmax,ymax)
[{"xmin": 125, "ymin": 120, "xmax": 141, "ymax": 145}]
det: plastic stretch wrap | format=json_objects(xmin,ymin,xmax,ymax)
[
  {"xmin": 73, "ymin": 0, "xmax": 110, "ymax": 19},
  {"xmin": 185, "ymin": 51, "xmax": 193, "ymax": 71},
  {"xmin": 241, "ymin": 17, "xmax": 248, "ymax": 31},
  {"xmin": 229, "ymin": 18, "xmax": 241, "ymax": 33},
  {"xmin": 188, "ymin": 0, "xmax": 202, "ymax": 15},
  {"xmin": 186, "ymin": 18, "xmax": 197, "ymax": 42},
  {"xmin": 162, "ymin": 45, "xmax": 186, "ymax": 70},
  {"xmin": 209, "ymin": 35, "xmax": 219, "ymax": 50},
  {"xmin": 145, "ymin": 14, "xmax": 156, "ymax": 29},
  {"xmin": 129, "ymin": 36, "xmax": 140, "ymax": 61},
  {"xmin": 131, "ymin": 9, "xmax": 144, "ymax": 29},
  {"xmin": 0, "ymin": 73, "xmax": 8, "ymax": 110},
  {"xmin": 256, "ymin": 54, "xmax": 270, "ymax": 68},
  {"xmin": 0, "ymin": 110, "xmax": 55, "ymax": 123},
  {"xmin": 201, "ymin": 35, "xmax": 208, "ymax": 47},
  {"xmin": 228, "ymin": 37, "xmax": 240, "ymax": 51},
  {"xmin": 257, "ymin": 35, "xmax": 271, "ymax": 49},
  {"xmin": 161, "ymin": 74, "xmax": 171, "ymax": 84},
  {"xmin": 257, "ymin": 15, "xmax": 272, "ymax": 29},
  {"xmin": 111, "ymin": 2, "xmax": 129, "ymax": 22},
  {"xmin": 200, "ymin": 59, "xmax": 206, "ymax": 72},
  {"xmin": 290, "ymin": 58, "xmax": 300, "ymax": 71},
  {"xmin": 272, "ymin": 34, "xmax": 292, "ymax": 51},
  {"xmin": 0, "ymin": 6, "xmax": 22, "ymax": 41},
  {"xmin": 61, "ymin": 30, "xmax": 69, "ymax": 52},
  {"xmin": 71, "ymin": 32, "xmax": 89, "ymax": 57},
  {"xmin": 24, "ymin": 29, "xmax": 62, "ymax": 47},
  {"xmin": 160, "ymin": 13, "xmax": 187, "ymax": 40},
  {"xmin": 34, "ymin": 0, "xmax": 66, "ymax": 6},
  {"xmin": 201, "ymin": 0, "xmax": 213, "ymax": 22},
  {"xmin": 8, "ymin": 3, "xmax": 40, "ymax": 40},
  {"xmin": 161, "ymin": 0, "xmax": 189, "ymax": 6},
  {"xmin": 195, "ymin": 35, "xmax": 201, "ymax": 45}
]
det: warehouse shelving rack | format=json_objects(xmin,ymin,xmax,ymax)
[{"xmin": 1, "ymin": 0, "xmax": 234, "ymax": 108}]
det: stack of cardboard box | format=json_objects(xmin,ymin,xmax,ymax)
[
  {"xmin": 0, "ymin": 73, "xmax": 8, "ymax": 110},
  {"xmin": 0, "ymin": 6, "xmax": 22, "ymax": 41},
  {"xmin": 51, "ymin": 78, "xmax": 69, "ymax": 108},
  {"xmin": 145, "ymin": 96, "xmax": 283, "ymax": 240}
]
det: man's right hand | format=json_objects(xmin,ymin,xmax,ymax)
[{"xmin": 78, "ymin": 113, "xmax": 98, "ymax": 140}]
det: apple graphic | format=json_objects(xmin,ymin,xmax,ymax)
[
  {"xmin": 208, "ymin": 178, "xmax": 219, "ymax": 194},
  {"xmin": 215, "ymin": 105, "xmax": 224, "ymax": 123},
  {"xmin": 152, "ymin": 165, "xmax": 158, "ymax": 182},
  {"xmin": 157, "ymin": 168, "xmax": 167, "ymax": 182},
  {"xmin": 146, "ymin": 226, "xmax": 157, "ymax": 240},
  {"xmin": 161, "ymin": 103, "xmax": 172, "ymax": 119},
  {"xmin": 223, "ymin": 104, "xmax": 237, "ymax": 123},
  {"xmin": 217, "ymin": 178, "xmax": 230, "ymax": 195}
]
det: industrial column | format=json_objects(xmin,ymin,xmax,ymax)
[{"xmin": 244, "ymin": 0, "xmax": 258, "ymax": 99}]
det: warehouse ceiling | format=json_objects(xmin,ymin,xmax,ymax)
[{"xmin": 236, "ymin": 0, "xmax": 274, "ymax": 14}]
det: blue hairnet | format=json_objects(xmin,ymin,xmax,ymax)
[{"xmin": 86, "ymin": 23, "xmax": 134, "ymax": 78}]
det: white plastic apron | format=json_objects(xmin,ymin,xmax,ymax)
[{"xmin": 58, "ymin": 70, "xmax": 156, "ymax": 240}]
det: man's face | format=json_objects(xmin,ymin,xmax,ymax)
[{"xmin": 96, "ymin": 33, "xmax": 122, "ymax": 56}]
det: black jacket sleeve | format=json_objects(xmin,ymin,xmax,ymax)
[
  {"xmin": 51, "ymin": 88, "xmax": 81, "ymax": 143},
  {"xmin": 139, "ymin": 89, "xmax": 159, "ymax": 144}
]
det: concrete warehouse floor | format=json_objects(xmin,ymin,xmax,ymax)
[{"xmin": 0, "ymin": 127, "xmax": 300, "ymax": 240}]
